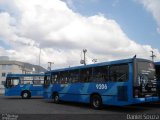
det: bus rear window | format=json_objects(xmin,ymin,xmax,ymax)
[{"xmin": 137, "ymin": 62, "xmax": 155, "ymax": 80}]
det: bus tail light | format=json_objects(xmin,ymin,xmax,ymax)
[{"xmin": 135, "ymin": 89, "xmax": 139, "ymax": 98}]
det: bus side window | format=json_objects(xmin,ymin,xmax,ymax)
[
  {"xmin": 69, "ymin": 70, "xmax": 79, "ymax": 83},
  {"xmin": 118, "ymin": 65, "xmax": 128, "ymax": 82},
  {"xmin": 110, "ymin": 64, "xmax": 129, "ymax": 82},
  {"xmin": 50, "ymin": 75, "xmax": 53, "ymax": 83},
  {"xmin": 51, "ymin": 73, "xmax": 58, "ymax": 84},
  {"xmin": 68, "ymin": 72, "xmax": 72, "ymax": 83},
  {"xmin": 40, "ymin": 77, "xmax": 44, "ymax": 84},
  {"xmin": 34, "ymin": 76, "xmax": 44, "ymax": 85},
  {"xmin": 64, "ymin": 72, "xmax": 69, "ymax": 84},
  {"xmin": 110, "ymin": 65, "xmax": 118, "ymax": 82},
  {"xmin": 47, "ymin": 76, "xmax": 51, "ymax": 84},
  {"xmin": 80, "ymin": 68, "xmax": 92, "ymax": 82},
  {"xmin": 57, "ymin": 73, "xmax": 61, "ymax": 84},
  {"xmin": 59, "ymin": 71, "xmax": 69, "ymax": 84},
  {"xmin": 92, "ymin": 66, "xmax": 108, "ymax": 82},
  {"xmin": 20, "ymin": 77, "xmax": 24, "ymax": 84}
]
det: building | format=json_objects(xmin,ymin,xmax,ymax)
[{"xmin": 0, "ymin": 59, "xmax": 47, "ymax": 94}]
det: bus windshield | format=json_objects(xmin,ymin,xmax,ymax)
[{"xmin": 5, "ymin": 77, "xmax": 19, "ymax": 88}]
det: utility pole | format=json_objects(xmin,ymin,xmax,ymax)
[
  {"xmin": 38, "ymin": 48, "xmax": 41, "ymax": 73},
  {"xmin": 83, "ymin": 49, "xmax": 87, "ymax": 65},
  {"xmin": 150, "ymin": 50, "xmax": 156, "ymax": 61},
  {"xmin": 48, "ymin": 62, "xmax": 54, "ymax": 71}
]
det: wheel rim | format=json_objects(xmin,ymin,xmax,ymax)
[
  {"xmin": 55, "ymin": 95, "xmax": 59, "ymax": 102},
  {"xmin": 93, "ymin": 98, "xmax": 100, "ymax": 108},
  {"xmin": 23, "ymin": 93, "xmax": 28, "ymax": 98}
]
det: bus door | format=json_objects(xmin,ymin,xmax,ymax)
[
  {"xmin": 57, "ymin": 70, "xmax": 82, "ymax": 101},
  {"xmin": 133, "ymin": 60, "xmax": 157, "ymax": 98},
  {"xmin": 32, "ymin": 76, "xmax": 44, "ymax": 95},
  {"xmin": 44, "ymin": 73, "xmax": 51, "ymax": 88}
]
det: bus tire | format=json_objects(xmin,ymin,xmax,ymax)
[
  {"xmin": 90, "ymin": 94, "xmax": 102, "ymax": 110},
  {"xmin": 53, "ymin": 93, "xmax": 60, "ymax": 104},
  {"xmin": 22, "ymin": 91, "xmax": 31, "ymax": 99}
]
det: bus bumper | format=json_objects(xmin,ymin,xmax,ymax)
[{"xmin": 133, "ymin": 97, "xmax": 159, "ymax": 103}]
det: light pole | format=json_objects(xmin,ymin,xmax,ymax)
[
  {"xmin": 38, "ymin": 48, "xmax": 41, "ymax": 73},
  {"xmin": 83, "ymin": 49, "xmax": 87, "ymax": 65},
  {"xmin": 48, "ymin": 62, "xmax": 54, "ymax": 71},
  {"xmin": 150, "ymin": 50, "xmax": 156, "ymax": 62}
]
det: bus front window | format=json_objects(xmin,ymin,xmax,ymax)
[
  {"xmin": 12, "ymin": 79, "xmax": 19, "ymax": 86},
  {"xmin": 5, "ymin": 78, "xmax": 19, "ymax": 88}
]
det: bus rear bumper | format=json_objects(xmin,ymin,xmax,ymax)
[{"xmin": 133, "ymin": 97, "xmax": 159, "ymax": 103}]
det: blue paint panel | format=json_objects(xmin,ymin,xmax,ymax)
[
  {"xmin": 5, "ymin": 84, "xmax": 44, "ymax": 97},
  {"xmin": 44, "ymin": 82, "xmax": 132, "ymax": 106}
]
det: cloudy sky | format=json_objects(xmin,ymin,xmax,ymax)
[{"xmin": 0, "ymin": 0, "xmax": 160, "ymax": 69}]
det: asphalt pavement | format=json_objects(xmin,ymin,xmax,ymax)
[{"xmin": 0, "ymin": 95, "xmax": 160, "ymax": 120}]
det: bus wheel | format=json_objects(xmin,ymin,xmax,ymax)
[
  {"xmin": 22, "ymin": 91, "xmax": 31, "ymax": 99},
  {"xmin": 90, "ymin": 95, "xmax": 102, "ymax": 110},
  {"xmin": 53, "ymin": 93, "xmax": 60, "ymax": 104}
]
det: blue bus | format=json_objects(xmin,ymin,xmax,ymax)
[
  {"xmin": 155, "ymin": 62, "xmax": 160, "ymax": 98},
  {"xmin": 43, "ymin": 58, "xmax": 158, "ymax": 109},
  {"xmin": 4, "ymin": 74, "xmax": 45, "ymax": 99}
]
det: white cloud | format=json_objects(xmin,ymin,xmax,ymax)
[
  {"xmin": 137, "ymin": 0, "xmax": 160, "ymax": 34},
  {"xmin": 0, "ymin": 0, "xmax": 159, "ymax": 69}
]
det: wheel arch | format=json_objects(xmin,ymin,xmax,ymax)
[
  {"xmin": 90, "ymin": 92, "xmax": 102, "ymax": 101},
  {"xmin": 52, "ymin": 91, "xmax": 58, "ymax": 98},
  {"xmin": 90, "ymin": 92, "xmax": 103, "ymax": 109}
]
